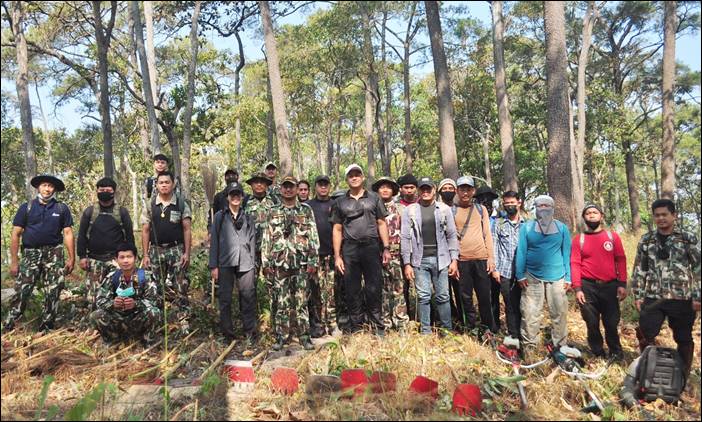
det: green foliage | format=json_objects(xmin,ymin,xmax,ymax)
[
  {"xmin": 200, "ymin": 372, "xmax": 222, "ymax": 396},
  {"xmin": 64, "ymin": 382, "xmax": 118, "ymax": 421},
  {"xmin": 34, "ymin": 375, "xmax": 60, "ymax": 421}
]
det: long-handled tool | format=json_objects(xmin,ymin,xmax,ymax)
[
  {"xmin": 496, "ymin": 343, "xmax": 550, "ymax": 409},
  {"xmin": 546, "ymin": 343, "xmax": 606, "ymax": 413}
]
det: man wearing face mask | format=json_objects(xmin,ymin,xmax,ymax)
[
  {"xmin": 4, "ymin": 175, "xmax": 75, "ymax": 332},
  {"xmin": 208, "ymin": 169, "xmax": 241, "ymax": 236},
  {"xmin": 77, "ymin": 177, "xmax": 135, "ymax": 311},
  {"xmin": 437, "ymin": 178, "xmax": 457, "ymax": 207},
  {"xmin": 491, "ymin": 191, "xmax": 524, "ymax": 345},
  {"xmin": 516, "ymin": 195, "xmax": 572, "ymax": 355},
  {"xmin": 571, "ymin": 204, "xmax": 627, "ymax": 362}
]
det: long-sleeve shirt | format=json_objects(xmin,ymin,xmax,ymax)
[
  {"xmin": 261, "ymin": 202, "xmax": 320, "ymax": 270},
  {"xmin": 77, "ymin": 204, "xmax": 134, "ymax": 259},
  {"xmin": 400, "ymin": 201, "xmax": 459, "ymax": 269},
  {"xmin": 454, "ymin": 205, "xmax": 494, "ymax": 263},
  {"xmin": 209, "ymin": 208, "xmax": 256, "ymax": 272},
  {"xmin": 570, "ymin": 230, "xmax": 627, "ymax": 291},
  {"xmin": 492, "ymin": 216, "xmax": 523, "ymax": 280},
  {"xmin": 95, "ymin": 268, "xmax": 160, "ymax": 315},
  {"xmin": 516, "ymin": 220, "xmax": 571, "ymax": 282},
  {"xmin": 631, "ymin": 229, "xmax": 701, "ymax": 301}
]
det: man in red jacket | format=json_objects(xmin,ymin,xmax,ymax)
[{"xmin": 571, "ymin": 204, "xmax": 628, "ymax": 362}]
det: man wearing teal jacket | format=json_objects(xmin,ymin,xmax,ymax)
[{"xmin": 516, "ymin": 195, "xmax": 571, "ymax": 354}]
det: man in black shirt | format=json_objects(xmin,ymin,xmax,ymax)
[
  {"xmin": 306, "ymin": 175, "xmax": 337, "ymax": 337},
  {"xmin": 77, "ymin": 177, "xmax": 135, "ymax": 310},
  {"xmin": 332, "ymin": 164, "xmax": 392, "ymax": 335},
  {"xmin": 207, "ymin": 169, "xmax": 239, "ymax": 236}
]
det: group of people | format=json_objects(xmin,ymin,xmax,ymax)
[{"xmin": 3, "ymin": 156, "xmax": 699, "ymax": 381}]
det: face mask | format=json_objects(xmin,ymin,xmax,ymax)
[
  {"xmin": 37, "ymin": 193, "xmax": 56, "ymax": 203},
  {"xmin": 440, "ymin": 191, "xmax": 456, "ymax": 203},
  {"xmin": 116, "ymin": 285, "xmax": 135, "ymax": 298},
  {"xmin": 505, "ymin": 205, "xmax": 518, "ymax": 216},
  {"xmin": 225, "ymin": 176, "xmax": 237, "ymax": 185},
  {"xmin": 585, "ymin": 220, "xmax": 601, "ymax": 230},
  {"xmin": 97, "ymin": 191, "xmax": 115, "ymax": 202},
  {"xmin": 535, "ymin": 207, "xmax": 554, "ymax": 223}
]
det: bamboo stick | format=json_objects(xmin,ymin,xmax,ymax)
[
  {"xmin": 198, "ymin": 340, "xmax": 236, "ymax": 381},
  {"xmin": 160, "ymin": 342, "xmax": 207, "ymax": 381}
]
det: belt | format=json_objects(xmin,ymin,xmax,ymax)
[
  {"xmin": 156, "ymin": 241, "xmax": 182, "ymax": 248},
  {"xmin": 343, "ymin": 238, "xmax": 378, "ymax": 245},
  {"xmin": 583, "ymin": 278, "xmax": 615, "ymax": 285},
  {"xmin": 89, "ymin": 253, "xmax": 114, "ymax": 261},
  {"xmin": 23, "ymin": 244, "xmax": 61, "ymax": 250}
]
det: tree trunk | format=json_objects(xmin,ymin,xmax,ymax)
[
  {"xmin": 403, "ymin": 43, "xmax": 413, "ymax": 174},
  {"xmin": 12, "ymin": 0, "xmax": 36, "ymax": 200},
  {"xmin": 361, "ymin": 2, "xmax": 377, "ymax": 186},
  {"xmin": 234, "ymin": 31, "xmax": 245, "ymax": 174},
  {"xmin": 266, "ymin": 73, "xmax": 274, "ymax": 161},
  {"xmin": 34, "ymin": 79, "xmax": 53, "ymax": 173},
  {"xmin": 259, "ymin": 0, "xmax": 293, "ymax": 176},
  {"xmin": 163, "ymin": 125, "xmax": 182, "ymax": 180},
  {"xmin": 574, "ymin": 0, "xmax": 596, "ymax": 225},
  {"xmin": 326, "ymin": 119, "xmax": 334, "ymax": 176},
  {"xmin": 425, "ymin": 0, "xmax": 458, "ymax": 179},
  {"xmin": 92, "ymin": 1, "xmax": 115, "ymax": 178},
  {"xmin": 482, "ymin": 122, "xmax": 492, "ymax": 186},
  {"xmin": 661, "ymin": 1, "xmax": 677, "ymax": 199},
  {"xmin": 380, "ymin": 5, "xmax": 392, "ymax": 177},
  {"xmin": 180, "ymin": 1, "xmax": 201, "ymax": 201},
  {"xmin": 130, "ymin": 1, "xmax": 160, "ymax": 154},
  {"xmin": 143, "ymin": 1, "xmax": 160, "ymax": 105},
  {"xmin": 491, "ymin": 0, "xmax": 517, "ymax": 192},
  {"xmin": 623, "ymin": 139, "xmax": 641, "ymax": 230},
  {"xmin": 544, "ymin": 1, "xmax": 576, "ymax": 229}
]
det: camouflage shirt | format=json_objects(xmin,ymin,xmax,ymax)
[
  {"xmin": 267, "ymin": 184, "xmax": 282, "ymax": 206},
  {"xmin": 244, "ymin": 195, "xmax": 275, "ymax": 253},
  {"xmin": 384, "ymin": 200, "xmax": 404, "ymax": 254},
  {"xmin": 631, "ymin": 229, "xmax": 701, "ymax": 301},
  {"xmin": 261, "ymin": 201, "xmax": 320, "ymax": 271},
  {"xmin": 95, "ymin": 268, "xmax": 161, "ymax": 314}
]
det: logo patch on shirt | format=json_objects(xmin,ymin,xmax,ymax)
[
  {"xmin": 603, "ymin": 241, "xmax": 613, "ymax": 251},
  {"xmin": 52, "ymin": 213, "xmax": 60, "ymax": 217}
]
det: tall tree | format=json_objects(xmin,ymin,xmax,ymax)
[
  {"xmin": 661, "ymin": 1, "xmax": 677, "ymax": 199},
  {"xmin": 259, "ymin": 0, "xmax": 292, "ymax": 176},
  {"xmin": 361, "ymin": 2, "xmax": 378, "ymax": 185},
  {"xmin": 130, "ymin": 1, "xmax": 161, "ymax": 154},
  {"xmin": 575, "ymin": 1, "xmax": 597, "ymax": 214},
  {"xmin": 91, "ymin": 0, "xmax": 117, "ymax": 177},
  {"xmin": 143, "ymin": 1, "xmax": 160, "ymax": 106},
  {"xmin": 6, "ymin": 0, "xmax": 36, "ymax": 200},
  {"xmin": 180, "ymin": 1, "xmax": 201, "ymax": 200},
  {"xmin": 425, "ymin": 0, "xmax": 458, "ymax": 179},
  {"xmin": 544, "ymin": 1, "xmax": 576, "ymax": 229},
  {"xmin": 491, "ymin": 0, "xmax": 518, "ymax": 192}
]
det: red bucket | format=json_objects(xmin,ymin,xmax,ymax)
[
  {"xmin": 369, "ymin": 371, "xmax": 397, "ymax": 393},
  {"xmin": 452, "ymin": 383, "xmax": 482, "ymax": 416},
  {"xmin": 271, "ymin": 367, "xmax": 299, "ymax": 395},
  {"xmin": 409, "ymin": 375, "xmax": 439, "ymax": 400},
  {"xmin": 223, "ymin": 360, "xmax": 255, "ymax": 393},
  {"xmin": 340, "ymin": 369, "xmax": 369, "ymax": 397}
]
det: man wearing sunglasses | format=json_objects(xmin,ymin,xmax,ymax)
[{"xmin": 631, "ymin": 199, "xmax": 700, "ymax": 379}]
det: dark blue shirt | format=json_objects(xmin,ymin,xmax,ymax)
[{"xmin": 12, "ymin": 199, "xmax": 73, "ymax": 248}]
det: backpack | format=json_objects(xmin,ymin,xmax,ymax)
[
  {"xmin": 451, "ymin": 203, "xmax": 485, "ymax": 241},
  {"xmin": 86, "ymin": 203, "xmax": 125, "ymax": 241},
  {"xmin": 634, "ymin": 346, "xmax": 686, "ymax": 404},
  {"xmin": 111, "ymin": 268, "xmax": 147, "ymax": 291}
]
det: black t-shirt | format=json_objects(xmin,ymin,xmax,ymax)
[
  {"xmin": 77, "ymin": 205, "xmax": 135, "ymax": 259},
  {"xmin": 306, "ymin": 198, "xmax": 333, "ymax": 256},
  {"xmin": 330, "ymin": 190, "xmax": 388, "ymax": 241},
  {"xmin": 150, "ymin": 202, "xmax": 185, "ymax": 245},
  {"xmin": 420, "ymin": 202, "xmax": 437, "ymax": 257}
]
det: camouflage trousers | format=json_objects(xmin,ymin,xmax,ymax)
[
  {"xmin": 308, "ymin": 255, "xmax": 337, "ymax": 334},
  {"xmin": 149, "ymin": 244, "xmax": 190, "ymax": 333},
  {"xmin": 4, "ymin": 245, "xmax": 64, "ymax": 331},
  {"xmin": 267, "ymin": 267, "xmax": 310, "ymax": 341},
  {"xmin": 84, "ymin": 258, "xmax": 117, "ymax": 307},
  {"xmin": 90, "ymin": 307, "xmax": 161, "ymax": 344},
  {"xmin": 382, "ymin": 254, "xmax": 409, "ymax": 330}
]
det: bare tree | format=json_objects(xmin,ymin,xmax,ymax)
[
  {"xmin": 180, "ymin": 1, "xmax": 201, "ymax": 200},
  {"xmin": 259, "ymin": 0, "xmax": 292, "ymax": 176},
  {"xmin": 425, "ymin": 1, "xmax": 458, "ymax": 179},
  {"xmin": 661, "ymin": 1, "xmax": 677, "ymax": 199},
  {"xmin": 92, "ymin": 0, "xmax": 117, "ymax": 177},
  {"xmin": 544, "ymin": 1, "xmax": 576, "ymax": 229},
  {"xmin": 361, "ymin": 1, "xmax": 378, "ymax": 186},
  {"xmin": 491, "ymin": 0, "xmax": 518, "ymax": 192},
  {"xmin": 143, "ymin": 1, "xmax": 160, "ymax": 105}
]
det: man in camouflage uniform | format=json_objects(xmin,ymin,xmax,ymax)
[
  {"xmin": 4, "ymin": 174, "xmax": 75, "ymax": 333},
  {"xmin": 261, "ymin": 176, "xmax": 319, "ymax": 351},
  {"xmin": 372, "ymin": 177, "xmax": 409, "ymax": 331},
  {"xmin": 244, "ymin": 172, "xmax": 275, "ymax": 267},
  {"xmin": 141, "ymin": 171, "xmax": 192, "ymax": 335},
  {"xmin": 263, "ymin": 162, "xmax": 282, "ymax": 205},
  {"xmin": 632, "ymin": 199, "xmax": 700, "ymax": 378},
  {"xmin": 91, "ymin": 243, "xmax": 161, "ymax": 347}
]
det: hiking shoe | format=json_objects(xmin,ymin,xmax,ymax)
[
  {"xmin": 272, "ymin": 337, "xmax": 285, "ymax": 351},
  {"xmin": 301, "ymin": 336, "xmax": 315, "ymax": 351},
  {"xmin": 608, "ymin": 351, "xmax": 624, "ymax": 364},
  {"xmin": 590, "ymin": 348, "xmax": 606, "ymax": 358}
]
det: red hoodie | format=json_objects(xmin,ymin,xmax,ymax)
[{"xmin": 570, "ymin": 230, "xmax": 628, "ymax": 290}]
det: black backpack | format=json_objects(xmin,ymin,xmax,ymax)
[{"xmin": 635, "ymin": 346, "xmax": 686, "ymax": 404}]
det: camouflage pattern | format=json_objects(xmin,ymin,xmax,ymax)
[
  {"xmin": 382, "ymin": 200, "xmax": 409, "ymax": 330},
  {"xmin": 90, "ymin": 268, "xmax": 161, "ymax": 344},
  {"xmin": 267, "ymin": 184, "xmax": 282, "ymax": 206},
  {"xmin": 148, "ymin": 244, "xmax": 190, "ymax": 333},
  {"xmin": 243, "ymin": 195, "xmax": 276, "ymax": 263},
  {"xmin": 309, "ymin": 255, "xmax": 337, "ymax": 333},
  {"xmin": 631, "ymin": 229, "xmax": 701, "ymax": 301},
  {"xmin": 84, "ymin": 258, "xmax": 117, "ymax": 307},
  {"xmin": 4, "ymin": 245, "xmax": 65, "ymax": 331},
  {"xmin": 261, "ymin": 201, "xmax": 320, "ymax": 340}
]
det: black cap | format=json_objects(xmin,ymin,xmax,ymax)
[
  {"xmin": 315, "ymin": 175, "xmax": 331, "ymax": 184},
  {"xmin": 226, "ymin": 182, "xmax": 244, "ymax": 195},
  {"xmin": 31, "ymin": 174, "xmax": 65, "ymax": 192},
  {"xmin": 397, "ymin": 174, "xmax": 418, "ymax": 187},
  {"xmin": 417, "ymin": 177, "xmax": 434, "ymax": 189},
  {"xmin": 474, "ymin": 186, "xmax": 498, "ymax": 201},
  {"xmin": 153, "ymin": 153, "xmax": 169, "ymax": 163},
  {"xmin": 224, "ymin": 168, "xmax": 238, "ymax": 176}
]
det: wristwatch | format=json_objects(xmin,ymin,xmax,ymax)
[{"xmin": 383, "ymin": 245, "xmax": 390, "ymax": 250}]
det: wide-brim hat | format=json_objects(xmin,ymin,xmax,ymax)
[
  {"xmin": 474, "ymin": 186, "xmax": 498, "ymax": 201},
  {"xmin": 245, "ymin": 172, "xmax": 273, "ymax": 186},
  {"xmin": 371, "ymin": 177, "xmax": 399, "ymax": 196},
  {"xmin": 30, "ymin": 174, "xmax": 65, "ymax": 192}
]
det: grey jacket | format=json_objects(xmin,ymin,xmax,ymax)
[
  {"xmin": 209, "ymin": 208, "xmax": 256, "ymax": 272},
  {"xmin": 400, "ymin": 201, "xmax": 459, "ymax": 269}
]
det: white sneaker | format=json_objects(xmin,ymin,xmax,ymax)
[{"xmin": 503, "ymin": 335, "xmax": 520, "ymax": 349}]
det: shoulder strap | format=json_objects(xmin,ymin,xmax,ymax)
[
  {"xmin": 579, "ymin": 233, "xmax": 585, "ymax": 251},
  {"xmin": 87, "ymin": 203, "xmax": 125, "ymax": 240},
  {"xmin": 24, "ymin": 199, "xmax": 35, "ymax": 226},
  {"xmin": 136, "ymin": 268, "xmax": 147, "ymax": 287},
  {"xmin": 457, "ymin": 206, "xmax": 475, "ymax": 240},
  {"xmin": 111, "ymin": 270, "xmax": 123, "ymax": 289}
]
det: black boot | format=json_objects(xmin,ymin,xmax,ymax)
[
  {"xmin": 677, "ymin": 342, "xmax": 694, "ymax": 382},
  {"xmin": 272, "ymin": 336, "xmax": 285, "ymax": 351}
]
